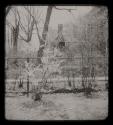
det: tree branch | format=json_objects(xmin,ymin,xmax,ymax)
[
  {"xmin": 24, "ymin": 6, "xmax": 42, "ymax": 42},
  {"xmin": 19, "ymin": 21, "xmax": 28, "ymax": 36},
  {"xmin": 18, "ymin": 34, "xmax": 28, "ymax": 42},
  {"xmin": 6, "ymin": 6, "xmax": 12, "ymax": 16},
  {"xmin": 54, "ymin": 6, "xmax": 76, "ymax": 12}
]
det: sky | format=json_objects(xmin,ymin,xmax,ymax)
[
  {"xmin": 7, "ymin": 6, "xmax": 93, "ymax": 29},
  {"xmin": 49, "ymin": 6, "xmax": 93, "ymax": 29},
  {"xmin": 6, "ymin": 6, "xmax": 93, "ymax": 52}
]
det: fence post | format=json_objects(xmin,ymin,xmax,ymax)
[{"xmin": 27, "ymin": 75, "xmax": 29, "ymax": 97}]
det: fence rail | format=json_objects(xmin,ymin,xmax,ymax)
[
  {"xmin": 5, "ymin": 56, "xmax": 107, "ymax": 59},
  {"xmin": 5, "ymin": 77, "xmax": 108, "ymax": 83}
]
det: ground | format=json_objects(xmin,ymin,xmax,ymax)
[{"xmin": 5, "ymin": 91, "xmax": 108, "ymax": 120}]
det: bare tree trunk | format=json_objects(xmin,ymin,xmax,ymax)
[
  {"xmin": 37, "ymin": 6, "xmax": 53, "ymax": 65},
  {"xmin": 12, "ymin": 22, "xmax": 19, "ymax": 56}
]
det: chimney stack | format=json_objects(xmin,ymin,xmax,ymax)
[{"xmin": 58, "ymin": 24, "xmax": 63, "ymax": 34}]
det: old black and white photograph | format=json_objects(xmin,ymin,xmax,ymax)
[{"xmin": 5, "ymin": 6, "xmax": 108, "ymax": 120}]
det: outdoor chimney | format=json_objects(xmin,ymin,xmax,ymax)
[{"xmin": 58, "ymin": 24, "xmax": 63, "ymax": 34}]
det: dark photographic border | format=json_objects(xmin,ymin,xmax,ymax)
[{"xmin": 0, "ymin": 0, "xmax": 112, "ymax": 124}]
